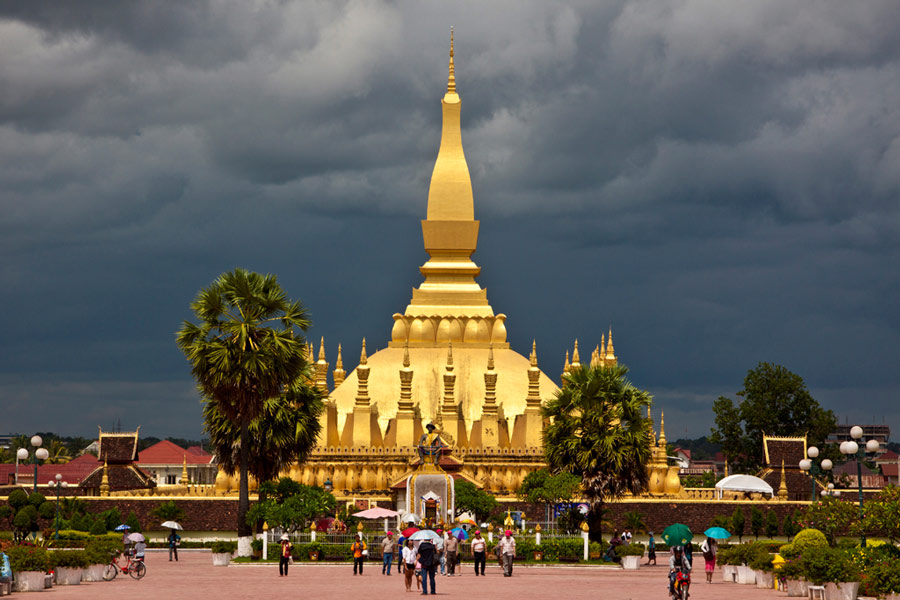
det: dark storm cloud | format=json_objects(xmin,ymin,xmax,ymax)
[{"xmin": 1, "ymin": 1, "xmax": 899, "ymax": 440}]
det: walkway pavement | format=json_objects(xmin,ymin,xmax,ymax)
[{"xmin": 43, "ymin": 551, "xmax": 790, "ymax": 600}]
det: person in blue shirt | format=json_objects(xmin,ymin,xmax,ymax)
[{"xmin": 1, "ymin": 544, "xmax": 12, "ymax": 585}]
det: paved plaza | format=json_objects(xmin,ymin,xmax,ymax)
[{"xmin": 37, "ymin": 550, "xmax": 792, "ymax": 600}]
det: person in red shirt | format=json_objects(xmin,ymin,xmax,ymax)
[{"xmin": 279, "ymin": 535, "xmax": 293, "ymax": 577}]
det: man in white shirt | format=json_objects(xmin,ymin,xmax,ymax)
[
  {"xmin": 471, "ymin": 531, "xmax": 486, "ymax": 576},
  {"xmin": 499, "ymin": 530, "xmax": 516, "ymax": 577}
]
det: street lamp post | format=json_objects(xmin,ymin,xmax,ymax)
[
  {"xmin": 47, "ymin": 474, "xmax": 68, "ymax": 539},
  {"xmin": 839, "ymin": 425, "xmax": 880, "ymax": 547},
  {"xmin": 16, "ymin": 435, "xmax": 50, "ymax": 492},
  {"xmin": 799, "ymin": 445, "xmax": 833, "ymax": 502}
]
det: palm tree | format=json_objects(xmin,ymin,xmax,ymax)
[
  {"xmin": 176, "ymin": 268, "xmax": 309, "ymax": 552},
  {"xmin": 46, "ymin": 440, "xmax": 72, "ymax": 464},
  {"xmin": 542, "ymin": 364, "xmax": 653, "ymax": 541},
  {"xmin": 203, "ymin": 377, "xmax": 324, "ymax": 493}
]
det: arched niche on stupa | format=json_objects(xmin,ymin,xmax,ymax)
[
  {"xmin": 391, "ymin": 314, "xmax": 408, "ymax": 342},
  {"xmin": 410, "ymin": 317, "xmax": 436, "ymax": 342},
  {"xmin": 491, "ymin": 315, "xmax": 507, "ymax": 343},
  {"xmin": 464, "ymin": 317, "xmax": 490, "ymax": 342},
  {"xmin": 436, "ymin": 318, "xmax": 463, "ymax": 342}
]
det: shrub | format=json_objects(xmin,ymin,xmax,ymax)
[
  {"xmin": 800, "ymin": 546, "xmax": 859, "ymax": 585},
  {"xmin": 89, "ymin": 519, "xmax": 107, "ymax": 535},
  {"xmin": 8, "ymin": 489, "xmax": 29, "ymax": 510},
  {"xmin": 792, "ymin": 529, "xmax": 828, "ymax": 554},
  {"xmin": 85, "ymin": 539, "xmax": 119, "ymax": 565},
  {"xmin": 210, "ymin": 541, "xmax": 237, "ymax": 554},
  {"xmin": 8, "ymin": 545, "xmax": 51, "ymax": 572},
  {"xmin": 615, "ymin": 543, "xmax": 646, "ymax": 557},
  {"xmin": 779, "ymin": 543, "xmax": 798, "ymax": 560},
  {"xmin": 50, "ymin": 549, "xmax": 90, "ymax": 569},
  {"xmin": 251, "ymin": 538, "xmax": 264, "ymax": 552},
  {"xmin": 747, "ymin": 543, "xmax": 775, "ymax": 572}
]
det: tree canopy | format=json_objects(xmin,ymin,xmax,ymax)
[
  {"xmin": 710, "ymin": 362, "xmax": 836, "ymax": 473},
  {"xmin": 246, "ymin": 478, "xmax": 336, "ymax": 533},
  {"xmin": 542, "ymin": 364, "xmax": 653, "ymax": 539},
  {"xmin": 519, "ymin": 468, "xmax": 582, "ymax": 506},
  {"xmin": 454, "ymin": 479, "xmax": 498, "ymax": 523}
]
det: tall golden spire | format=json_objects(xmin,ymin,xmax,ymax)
[
  {"xmin": 659, "ymin": 411, "xmax": 667, "ymax": 448},
  {"xmin": 605, "ymin": 328, "xmax": 616, "ymax": 363},
  {"xmin": 777, "ymin": 459, "xmax": 789, "ymax": 500},
  {"xmin": 526, "ymin": 340, "xmax": 541, "ymax": 409},
  {"xmin": 355, "ymin": 338, "xmax": 370, "ymax": 407},
  {"xmin": 571, "ymin": 340, "xmax": 581, "ymax": 369}
]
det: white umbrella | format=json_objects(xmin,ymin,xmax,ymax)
[
  {"xmin": 354, "ymin": 507, "xmax": 400, "ymax": 531},
  {"xmin": 160, "ymin": 521, "xmax": 183, "ymax": 530},
  {"xmin": 127, "ymin": 532, "xmax": 146, "ymax": 543}
]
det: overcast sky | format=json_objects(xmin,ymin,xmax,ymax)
[{"xmin": 2, "ymin": 1, "xmax": 899, "ymax": 443}]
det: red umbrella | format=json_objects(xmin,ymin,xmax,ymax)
[{"xmin": 402, "ymin": 526, "xmax": 420, "ymax": 538}]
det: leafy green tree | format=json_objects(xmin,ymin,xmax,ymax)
[
  {"xmin": 89, "ymin": 519, "xmax": 107, "ymax": 535},
  {"xmin": 124, "ymin": 511, "xmax": 142, "ymax": 533},
  {"xmin": 623, "ymin": 510, "xmax": 647, "ymax": 534},
  {"xmin": 750, "ymin": 506, "xmax": 765, "ymax": 540},
  {"xmin": 455, "ymin": 480, "xmax": 498, "ymax": 522},
  {"xmin": 176, "ymin": 268, "xmax": 310, "ymax": 549},
  {"xmin": 800, "ymin": 497, "xmax": 858, "ymax": 546},
  {"xmin": 859, "ymin": 485, "xmax": 900, "ymax": 544},
  {"xmin": 710, "ymin": 514, "xmax": 731, "ymax": 531},
  {"xmin": 710, "ymin": 362, "xmax": 836, "ymax": 472},
  {"xmin": 556, "ymin": 507, "xmax": 587, "ymax": 534},
  {"xmin": 518, "ymin": 468, "xmax": 581, "ymax": 522},
  {"xmin": 150, "ymin": 500, "xmax": 186, "ymax": 524},
  {"xmin": 543, "ymin": 364, "xmax": 653, "ymax": 541},
  {"xmin": 102, "ymin": 507, "xmax": 122, "ymax": 531},
  {"xmin": 247, "ymin": 478, "xmax": 336, "ymax": 533},
  {"xmin": 766, "ymin": 510, "xmax": 779, "ymax": 538},
  {"xmin": 13, "ymin": 505, "xmax": 39, "ymax": 541},
  {"xmin": 731, "ymin": 508, "xmax": 745, "ymax": 543}
]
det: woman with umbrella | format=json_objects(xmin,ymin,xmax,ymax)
[{"xmin": 701, "ymin": 527, "xmax": 729, "ymax": 583}]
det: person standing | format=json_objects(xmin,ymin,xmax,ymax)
[
  {"xmin": 381, "ymin": 532, "xmax": 395, "ymax": 575},
  {"xmin": 700, "ymin": 536, "xmax": 718, "ymax": 583},
  {"xmin": 437, "ymin": 530, "xmax": 446, "ymax": 575},
  {"xmin": 351, "ymin": 533, "xmax": 367, "ymax": 575},
  {"xmin": 167, "ymin": 529, "xmax": 181, "ymax": 562},
  {"xmin": 402, "ymin": 539, "xmax": 417, "ymax": 592},
  {"xmin": 444, "ymin": 532, "xmax": 459, "ymax": 576},
  {"xmin": 0, "ymin": 543, "xmax": 10, "ymax": 587},
  {"xmin": 471, "ymin": 530, "xmax": 486, "ymax": 576},
  {"xmin": 647, "ymin": 531, "xmax": 657, "ymax": 566},
  {"xmin": 417, "ymin": 537, "xmax": 438, "ymax": 595},
  {"xmin": 278, "ymin": 535, "xmax": 292, "ymax": 577},
  {"xmin": 499, "ymin": 530, "xmax": 516, "ymax": 577}
]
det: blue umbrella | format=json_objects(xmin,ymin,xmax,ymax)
[
  {"xmin": 450, "ymin": 527, "xmax": 468, "ymax": 541},
  {"xmin": 114, "ymin": 524, "xmax": 131, "ymax": 531},
  {"xmin": 703, "ymin": 527, "xmax": 731, "ymax": 539}
]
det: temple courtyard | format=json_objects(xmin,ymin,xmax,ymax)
[{"xmin": 37, "ymin": 550, "xmax": 792, "ymax": 600}]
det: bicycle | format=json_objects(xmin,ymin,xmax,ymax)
[{"xmin": 103, "ymin": 551, "xmax": 147, "ymax": 580}]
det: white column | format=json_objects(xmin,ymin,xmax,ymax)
[
  {"xmin": 311, "ymin": 529, "xmax": 316, "ymax": 542},
  {"xmin": 582, "ymin": 530, "xmax": 589, "ymax": 561},
  {"xmin": 536, "ymin": 531, "xmax": 541, "ymax": 546},
  {"xmin": 262, "ymin": 532, "xmax": 268, "ymax": 560}
]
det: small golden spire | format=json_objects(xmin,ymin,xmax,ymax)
[
  {"xmin": 591, "ymin": 345, "xmax": 600, "ymax": 368},
  {"xmin": 403, "ymin": 341, "xmax": 410, "ymax": 368},
  {"xmin": 606, "ymin": 328, "xmax": 615, "ymax": 358},
  {"xmin": 659, "ymin": 411, "xmax": 667, "ymax": 447},
  {"xmin": 181, "ymin": 454, "xmax": 189, "ymax": 484},
  {"xmin": 359, "ymin": 338, "xmax": 367, "ymax": 365},
  {"xmin": 487, "ymin": 343, "xmax": 495, "ymax": 370},
  {"xmin": 601, "ymin": 333, "xmax": 606, "ymax": 357},
  {"xmin": 447, "ymin": 26, "xmax": 456, "ymax": 94},
  {"xmin": 563, "ymin": 350, "xmax": 571, "ymax": 379},
  {"xmin": 530, "ymin": 339, "xmax": 538, "ymax": 367},
  {"xmin": 571, "ymin": 339, "xmax": 581, "ymax": 366},
  {"xmin": 333, "ymin": 343, "xmax": 346, "ymax": 388},
  {"xmin": 777, "ymin": 459, "xmax": 789, "ymax": 500},
  {"xmin": 724, "ymin": 459, "xmax": 729, "ymax": 478},
  {"xmin": 446, "ymin": 342, "xmax": 454, "ymax": 370},
  {"xmin": 318, "ymin": 336, "xmax": 326, "ymax": 361},
  {"xmin": 100, "ymin": 459, "xmax": 110, "ymax": 496}
]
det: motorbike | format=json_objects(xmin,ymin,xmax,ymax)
[{"xmin": 671, "ymin": 566, "xmax": 690, "ymax": 600}]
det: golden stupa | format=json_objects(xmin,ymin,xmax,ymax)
[{"xmin": 216, "ymin": 31, "xmax": 621, "ymax": 503}]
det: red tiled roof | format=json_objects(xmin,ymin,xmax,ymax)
[
  {"xmin": 137, "ymin": 440, "xmax": 214, "ymax": 465},
  {"xmin": 881, "ymin": 463, "xmax": 898, "ymax": 477},
  {"xmin": 876, "ymin": 450, "xmax": 898, "ymax": 462},
  {"xmin": 186, "ymin": 445, "xmax": 210, "ymax": 457},
  {"xmin": 0, "ymin": 453, "xmax": 100, "ymax": 486}
]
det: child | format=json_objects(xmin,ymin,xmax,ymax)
[{"xmin": 415, "ymin": 558, "xmax": 422, "ymax": 590}]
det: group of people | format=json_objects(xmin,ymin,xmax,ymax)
[{"xmin": 275, "ymin": 527, "xmax": 518, "ymax": 591}]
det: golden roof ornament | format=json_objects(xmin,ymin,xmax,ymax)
[
  {"xmin": 777, "ymin": 459, "xmax": 789, "ymax": 500},
  {"xmin": 571, "ymin": 340, "xmax": 581, "ymax": 368},
  {"xmin": 181, "ymin": 454, "xmax": 189, "ymax": 484},
  {"xmin": 333, "ymin": 343, "xmax": 346, "ymax": 388},
  {"xmin": 605, "ymin": 328, "xmax": 616, "ymax": 362},
  {"xmin": 359, "ymin": 338, "xmax": 368, "ymax": 365},
  {"xmin": 659, "ymin": 411, "xmax": 667, "ymax": 448},
  {"xmin": 447, "ymin": 26, "xmax": 456, "ymax": 94}
]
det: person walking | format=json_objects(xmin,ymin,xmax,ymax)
[
  {"xmin": 0, "ymin": 543, "xmax": 10, "ymax": 587},
  {"xmin": 700, "ymin": 536, "xmax": 718, "ymax": 583},
  {"xmin": 471, "ymin": 530, "xmax": 486, "ymax": 576},
  {"xmin": 382, "ymin": 532, "xmax": 395, "ymax": 575},
  {"xmin": 444, "ymin": 532, "xmax": 459, "ymax": 576},
  {"xmin": 647, "ymin": 531, "xmax": 657, "ymax": 566},
  {"xmin": 167, "ymin": 529, "xmax": 181, "ymax": 562},
  {"xmin": 499, "ymin": 529, "xmax": 516, "ymax": 577},
  {"xmin": 351, "ymin": 533, "xmax": 368, "ymax": 575},
  {"xmin": 278, "ymin": 535, "xmax": 292, "ymax": 577},
  {"xmin": 417, "ymin": 537, "xmax": 438, "ymax": 595},
  {"xmin": 402, "ymin": 539, "xmax": 417, "ymax": 592},
  {"xmin": 437, "ymin": 529, "xmax": 446, "ymax": 575}
]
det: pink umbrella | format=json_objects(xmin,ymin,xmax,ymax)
[{"xmin": 353, "ymin": 507, "xmax": 400, "ymax": 531}]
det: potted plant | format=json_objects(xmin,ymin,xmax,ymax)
[
  {"xmin": 8, "ymin": 545, "xmax": 51, "ymax": 592},
  {"xmin": 250, "ymin": 538, "xmax": 263, "ymax": 560},
  {"xmin": 731, "ymin": 544, "xmax": 757, "ymax": 585},
  {"xmin": 588, "ymin": 541, "xmax": 603, "ymax": 560},
  {"xmin": 210, "ymin": 541, "xmax": 237, "ymax": 566},
  {"xmin": 50, "ymin": 549, "xmax": 89, "ymax": 585},
  {"xmin": 748, "ymin": 545, "xmax": 775, "ymax": 589},
  {"xmin": 801, "ymin": 546, "xmax": 860, "ymax": 600},
  {"xmin": 718, "ymin": 547, "xmax": 738, "ymax": 583},
  {"xmin": 615, "ymin": 543, "xmax": 646, "ymax": 570},
  {"xmin": 82, "ymin": 540, "xmax": 115, "ymax": 582},
  {"xmin": 306, "ymin": 541, "xmax": 323, "ymax": 562},
  {"xmin": 533, "ymin": 548, "xmax": 543, "ymax": 561}
]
